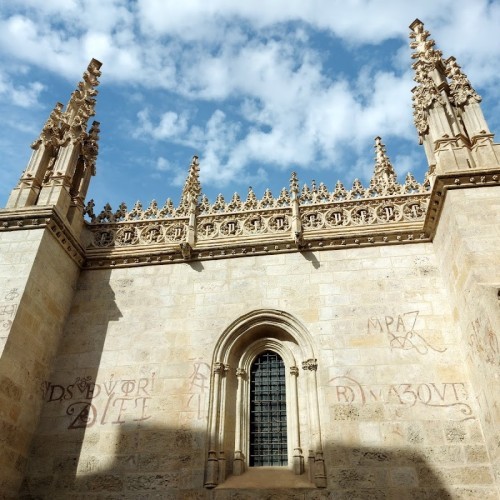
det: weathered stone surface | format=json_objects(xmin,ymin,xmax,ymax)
[{"xmin": 1, "ymin": 17, "xmax": 499, "ymax": 500}]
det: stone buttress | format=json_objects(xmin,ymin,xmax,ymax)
[{"xmin": 0, "ymin": 59, "xmax": 102, "ymax": 496}]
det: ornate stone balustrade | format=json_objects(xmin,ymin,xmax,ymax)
[{"xmin": 83, "ymin": 145, "xmax": 431, "ymax": 268}]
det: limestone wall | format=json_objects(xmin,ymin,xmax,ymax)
[
  {"xmin": 432, "ymin": 186, "xmax": 500, "ymax": 488},
  {"xmin": 0, "ymin": 229, "xmax": 80, "ymax": 496},
  {"xmin": 0, "ymin": 229, "xmax": 43, "ymax": 357},
  {"xmin": 22, "ymin": 242, "xmax": 497, "ymax": 498}
]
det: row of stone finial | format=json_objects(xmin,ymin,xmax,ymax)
[
  {"xmin": 85, "ymin": 173, "xmax": 428, "ymax": 223},
  {"xmin": 84, "ymin": 138, "xmax": 428, "ymax": 224},
  {"xmin": 409, "ymin": 19, "xmax": 481, "ymax": 136}
]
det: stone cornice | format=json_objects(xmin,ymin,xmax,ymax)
[
  {"xmin": 0, "ymin": 206, "xmax": 86, "ymax": 266},
  {"xmin": 0, "ymin": 170, "xmax": 497, "ymax": 271},
  {"xmin": 83, "ymin": 227, "xmax": 431, "ymax": 269},
  {"xmin": 423, "ymin": 169, "xmax": 500, "ymax": 238}
]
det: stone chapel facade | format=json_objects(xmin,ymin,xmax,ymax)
[{"xmin": 0, "ymin": 20, "xmax": 498, "ymax": 498}]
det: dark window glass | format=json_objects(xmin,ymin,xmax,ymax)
[{"xmin": 249, "ymin": 350, "xmax": 287, "ymax": 466}]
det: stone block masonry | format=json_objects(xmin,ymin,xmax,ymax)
[
  {"xmin": 22, "ymin": 244, "xmax": 497, "ymax": 497},
  {"xmin": 0, "ymin": 17, "xmax": 499, "ymax": 500}
]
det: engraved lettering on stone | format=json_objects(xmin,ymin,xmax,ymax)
[
  {"xmin": 165, "ymin": 223, "xmax": 186, "ymax": 241},
  {"xmin": 367, "ymin": 310, "xmax": 446, "ymax": 354},
  {"xmin": 4, "ymin": 289, "xmax": 19, "ymax": 301},
  {"xmin": 67, "ymin": 402, "xmax": 97, "ymax": 429},
  {"xmin": 468, "ymin": 317, "xmax": 499, "ymax": 366},
  {"xmin": 115, "ymin": 226, "xmax": 138, "ymax": 246},
  {"xmin": 352, "ymin": 208, "xmax": 374, "ymax": 225},
  {"xmin": 187, "ymin": 360, "xmax": 211, "ymax": 419},
  {"xmin": 268, "ymin": 214, "xmax": 290, "ymax": 232},
  {"xmin": 43, "ymin": 373, "xmax": 155, "ymax": 429},
  {"xmin": 326, "ymin": 209, "xmax": 345, "ymax": 226},
  {"xmin": 330, "ymin": 375, "xmax": 474, "ymax": 421},
  {"xmin": 0, "ymin": 303, "xmax": 17, "ymax": 330},
  {"xmin": 204, "ymin": 223, "xmax": 215, "ymax": 236},
  {"xmin": 93, "ymin": 229, "xmax": 114, "ymax": 247},
  {"xmin": 140, "ymin": 225, "xmax": 164, "ymax": 244}
]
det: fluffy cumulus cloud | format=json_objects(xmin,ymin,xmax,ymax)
[
  {"xmin": 1, "ymin": 0, "xmax": 500, "ymax": 206},
  {"xmin": 0, "ymin": 70, "xmax": 45, "ymax": 107}
]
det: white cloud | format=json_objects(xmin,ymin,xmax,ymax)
[
  {"xmin": 134, "ymin": 0, "xmax": 477, "ymax": 45},
  {"xmin": 136, "ymin": 55, "xmax": 416, "ymax": 188},
  {"xmin": 154, "ymin": 157, "xmax": 188, "ymax": 187},
  {"xmin": 156, "ymin": 157, "xmax": 171, "ymax": 171},
  {"xmin": 0, "ymin": 71, "xmax": 45, "ymax": 107},
  {"xmin": 137, "ymin": 109, "xmax": 189, "ymax": 140},
  {"xmin": 1, "ymin": 0, "xmax": 500, "ymax": 202},
  {"xmin": 2, "ymin": 0, "xmax": 499, "ymax": 86}
]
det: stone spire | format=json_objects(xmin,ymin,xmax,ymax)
[
  {"xmin": 409, "ymin": 19, "xmax": 500, "ymax": 174},
  {"xmin": 178, "ymin": 155, "xmax": 202, "ymax": 258},
  {"xmin": 62, "ymin": 58, "xmax": 102, "ymax": 145},
  {"xmin": 73, "ymin": 120, "xmax": 100, "ymax": 208},
  {"xmin": 33, "ymin": 58, "xmax": 102, "ymax": 152},
  {"xmin": 289, "ymin": 172, "xmax": 304, "ymax": 248},
  {"xmin": 445, "ymin": 56, "xmax": 481, "ymax": 107},
  {"xmin": 179, "ymin": 155, "xmax": 202, "ymax": 213},
  {"xmin": 372, "ymin": 136, "xmax": 397, "ymax": 186},
  {"xmin": 6, "ymin": 58, "xmax": 103, "ymax": 218},
  {"xmin": 409, "ymin": 19, "xmax": 450, "ymax": 140},
  {"xmin": 444, "ymin": 55, "xmax": 499, "ymax": 164},
  {"xmin": 409, "ymin": 19, "xmax": 443, "ymax": 67},
  {"xmin": 409, "ymin": 19, "xmax": 476, "ymax": 178},
  {"xmin": 82, "ymin": 121, "xmax": 100, "ymax": 176},
  {"xmin": 410, "ymin": 19, "xmax": 445, "ymax": 136}
]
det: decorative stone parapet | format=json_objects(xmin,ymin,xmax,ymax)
[{"xmin": 83, "ymin": 153, "xmax": 431, "ymax": 269}]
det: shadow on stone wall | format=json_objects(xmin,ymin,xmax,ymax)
[
  {"xmin": 20, "ymin": 419, "xmax": 459, "ymax": 499},
  {"xmin": 16, "ymin": 267, "xmax": 491, "ymax": 498},
  {"xmin": 301, "ymin": 251, "xmax": 320, "ymax": 269},
  {"xmin": 19, "ymin": 269, "xmax": 122, "ymax": 500}
]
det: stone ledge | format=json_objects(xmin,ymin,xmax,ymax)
[
  {"xmin": 0, "ymin": 206, "xmax": 85, "ymax": 267},
  {"xmin": 216, "ymin": 467, "xmax": 316, "ymax": 489},
  {"xmin": 83, "ymin": 228, "xmax": 430, "ymax": 269},
  {"xmin": 424, "ymin": 169, "xmax": 500, "ymax": 238}
]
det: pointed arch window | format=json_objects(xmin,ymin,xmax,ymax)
[
  {"xmin": 249, "ymin": 350, "xmax": 287, "ymax": 466},
  {"xmin": 204, "ymin": 310, "xmax": 327, "ymax": 489}
]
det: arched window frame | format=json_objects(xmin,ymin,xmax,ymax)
[
  {"xmin": 235, "ymin": 339, "xmax": 300, "ymax": 474},
  {"xmin": 204, "ymin": 309, "xmax": 326, "ymax": 489}
]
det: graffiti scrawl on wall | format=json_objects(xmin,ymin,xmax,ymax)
[
  {"xmin": 41, "ymin": 373, "xmax": 155, "ymax": 429},
  {"xmin": 329, "ymin": 375, "xmax": 474, "ymax": 421},
  {"xmin": 187, "ymin": 359, "xmax": 211, "ymax": 419},
  {"xmin": 367, "ymin": 310, "xmax": 446, "ymax": 354},
  {"xmin": 0, "ymin": 288, "xmax": 19, "ymax": 331}
]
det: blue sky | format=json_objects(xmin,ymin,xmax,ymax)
[{"xmin": 1, "ymin": 0, "xmax": 500, "ymax": 212}]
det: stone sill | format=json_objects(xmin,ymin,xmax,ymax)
[{"xmin": 216, "ymin": 467, "xmax": 316, "ymax": 489}]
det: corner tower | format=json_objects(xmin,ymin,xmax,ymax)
[
  {"xmin": 411, "ymin": 20, "xmax": 500, "ymax": 482},
  {"xmin": 0, "ymin": 60, "xmax": 102, "ymax": 496},
  {"xmin": 410, "ymin": 19, "xmax": 500, "ymax": 181},
  {"xmin": 6, "ymin": 59, "xmax": 102, "ymax": 235}
]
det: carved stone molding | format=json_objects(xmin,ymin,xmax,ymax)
[
  {"xmin": 302, "ymin": 359, "xmax": 318, "ymax": 371},
  {"xmin": 0, "ymin": 207, "xmax": 85, "ymax": 266},
  {"xmin": 6, "ymin": 148, "xmax": 496, "ymax": 274},
  {"xmin": 423, "ymin": 170, "xmax": 500, "ymax": 238},
  {"xmin": 84, "ymin": 190, "xmax": 430, "ymax": 268},
  {"xmin": 83, "ymin": 228, "xmax": 431, "ymax": 269}
]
